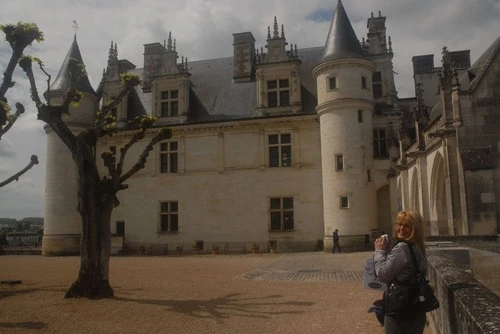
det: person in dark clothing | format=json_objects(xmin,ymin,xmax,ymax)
[{"xmin": 332, "ymin": 229, "xmax": 341, "ymax": 253}]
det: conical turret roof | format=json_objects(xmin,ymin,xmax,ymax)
[
  {"xmin": 49, "ymin": 35, "xmax": 96, "ymax": 95},
  {"xmin": 321, "ymin": 0, "xmax": 365, "ymax": 62}
]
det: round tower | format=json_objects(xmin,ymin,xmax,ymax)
[
  {"xmin": 313, "ymin": 0, "xmax": 377, "ymax": 251},
  {"xmin": 42, "ymin": 36, "xmax": 98, "ymax": 255}
]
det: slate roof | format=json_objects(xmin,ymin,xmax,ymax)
[
  {"xmin": 50, "ymin": 36, "xmax": 96, "ymax": 95},
  {"xmin": 459, "ymin": 36, "xmax": 500, "ymax": 92},
  {"xmin": 130, "ymin": 47, "xmax": 323, "ymax": 123},
  {"xmin": 428, "ymin": 35, "xmax": 500, "ymax": 122},
  {"xmin": 320, "ymin": 0, "xmax": 365, "ymax": 63}
]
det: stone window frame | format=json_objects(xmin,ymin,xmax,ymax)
[
  {"xmin": 159, "ymin": 201, "xmax": 179, "ymax": 233},
  {"xmin": 159, "ymin": 141, "xmax": 178, "ymax": 174},
  {"xmin": 335, "ymin": 154, "xmax": 344, "ymax": 171},
  {"xmin": 373, "ymin": 127, "xmax": 389, "ymax": 158},
  {"xmin": 268, "ymin": 132, "xmax": 292, "ymax": 168},
  {"xmin": 160, "ymin": 89, "xmax": 179, "ymax": 117},
  {"xmin": 372, "ymin": 72, "xmax": 382, "ymax": 98},
  {"xmin": 266, "ymin": 79, "xmax": 290, "ymax": 108},
  {"xmin": 269, "ymin": 197, "xmax": 294, "ymax": 231},
  {"xmin": 340, "ymin": 196, "xmax": 349, "ymax": 209}
]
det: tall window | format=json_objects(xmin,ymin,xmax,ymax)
[
  {"xmin": 329, "ymin": 76, "xmax": 337, "ymax": 90},
  {"xmin": 361, "ymin": 76, "xmax": 367, "ymax": 89},
  {"xmin": 373, "ymin": 128, "xmax": 388, "ymax": 158},
  {"xmin": 372, "ymin": 72, "xmax": 382, "ymax": 98},
  {"xmin": 335, "ymin": 154, "xmax": 344, "ymax": 171},
  {"xmin": 160, "ymin": 90, "xmax": 179, "ymax": 117},
  {"xmin": 358, "ymin": 110, "xmax": 363, "ymax": 123},
  {"xmin": 270, "ymin": 197, "xmax": 294, "ymax": 231},
  {"xmin": 160, "ymin": 201, "xmax": 178, "ymax": 232},
  {"xmin": 160, "ymin": 142, "xmax": 178, "ymax": 173},
  {"xmin": 340, "ymin": 196, "xmax": 349, "ymax": 209},
  {"xmin": 267, "ymin": 79, "xmax": 289, "ymax": 107},
  {"xmin": 268, "ymin": 133, "xmax": 292, "ymax": 167}
]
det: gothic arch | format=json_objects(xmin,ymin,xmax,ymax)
[
  {"xmin": 410, "ymin": 169, "xmax": 420, "ymax": 212},
  {"xmin": 430, "ymin": 153, "xmax": 448, "ymax": 235}
]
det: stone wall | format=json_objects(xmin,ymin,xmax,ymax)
[{"xmin": 427, "ymin": 251, "xmax": 500, "ymax": 334}]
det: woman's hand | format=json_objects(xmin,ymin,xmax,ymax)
[{"xmin": 374, "ymin": 236, "xmax": 389, "ymax": 251}]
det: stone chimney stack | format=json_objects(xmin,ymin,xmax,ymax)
[
  {"xmin": 233, "ymin": 32, "xmax": 256, "ymax": 82},
  {"xmin": 143, "ymin": 42, "xmax": 166, "ymax": 92}
]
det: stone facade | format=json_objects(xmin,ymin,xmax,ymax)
[{"xmin": 42, "ymin": 1, "xmax": 499, "ymax": 255}]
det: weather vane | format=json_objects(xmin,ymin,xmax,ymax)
[{"xmin": 73, "ymin": 20, "xmax": 78, "ymax": 35}]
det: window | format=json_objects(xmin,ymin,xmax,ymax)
[
  {"xmin": 160, "ymin": 90, "xmax": 179, "ymax": 117},
  {"xmin": 270, "ymin": 197, "xmax": 294, "ymax": 231},
  {"xmin": 340, "ymin": 196, "xmax": 349, "ymax": 209},
  {"xmin": 367, "ymin": 169, "xmax": 372, "ymax": 181},
  {"xmin": 374, "ymin": 128, "xmax": 388, "ymax": 158},
  {"xmin": 372, "ymin": 72, "xmax": 382, "ymax": 98},
  {"xmin": 159, "ymin": 201, "xmax": 178, "ymax": 232},
  {"xmin": 361, "ymin": 76, "xmax": 367, "ymax": 89},
  {"xmin": 335, "ymin": 154, "xmax": 344, "ymax": 171},
  {"xmin": 329, "ymin": 76, "xmax": 337, "ymax": 89},
  {"xmin": 267, "ymin": 79, "xmax": 289, "ymax": 107},
  {"xmin": 358, "ymin": 110, "xmax": 363, "ymax": 123},
  {"xmin": 268, "ymin": 133, "xmax": 292, "ymax": 167},
  {"xmin": 160, "ymin": 142, "xmax": 178, "ymax": 173}
]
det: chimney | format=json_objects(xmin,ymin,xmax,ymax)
[
  {"xmin": 143, "ymin": 42, "xmax": 166, "ymax": 92},
  {"xmin": 233, "ymin": 32, "xmax": 256, "ymax": 83}
]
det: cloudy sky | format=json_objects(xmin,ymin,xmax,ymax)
[{"xmin": 0, "ymin": 0, "xmax": 499, "ymax": 219}]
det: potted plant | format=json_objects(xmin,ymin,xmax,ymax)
[
  {"xmin": 251, "ymin": 242, "xmax": 259, "ymax": 254},
  {"xmin": 211, "ymin": 245, "xmax": 220, "ymax": 255}
]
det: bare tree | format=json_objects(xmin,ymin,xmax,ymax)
[
  {"xmin": 0, "ymin": 23, "xmax": 41, "ymax": 187},
  {"xmin": 2, "ymin": 22, "xmax": 172, "ymax": 298}
]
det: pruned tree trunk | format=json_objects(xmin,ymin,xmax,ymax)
[{"xmin": 65, "ymin": 142, "xmax": 114, "ymax": 299}]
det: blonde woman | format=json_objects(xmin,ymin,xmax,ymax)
[{"xmin": 374, "ymin": 210, "xmax": 428, "ymax": 334}]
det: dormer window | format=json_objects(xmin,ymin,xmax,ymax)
[
  {"xmin": 160, "ymin": 90, "xmax": 179, "ymax": 117},
  {"xmin": 267, "ymin": 79, "xmax": 289, "ymax": 107}
]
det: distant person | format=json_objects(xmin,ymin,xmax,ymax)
[{"xmin": 332, "ymin": 229, "xmax": 341, "ymax": 253}]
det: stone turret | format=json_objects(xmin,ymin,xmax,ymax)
[
  {"xmin": 312, "ymin": 0, "xmax": 377, "ymax": 251},
  {"xmin": 43, "ymin": 36, "xmax": 98, "ymax": 256}
]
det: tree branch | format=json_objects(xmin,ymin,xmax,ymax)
[
  {"xmin": 0, "ymin": 102, "xmax": 24, "ymax": 139},
  {"xmin": 0, "ymin": 154, "xmax": 38, "ymax": 188},
  {"xmin": 120, "ymin": 128, "xmax": 172, "ymax": 183}
]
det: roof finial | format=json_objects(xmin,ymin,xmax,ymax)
[
  {"xmin": 281, "ymin": 24, "xmax": 285, "ymax": 39},
  {"xmin": 378, "ymin": 11, "xmax": 381, "ymax": 17},
  {"xmin": 72, "ymin": 20, "xmax": 78, "ymax": 36},
  {"xmin": 167, "ymin": 32, "xmax": 173, "ymax": 51},
  {"xmin": 273, "ymin": 17, "xmax": 279, "ymax": 38},
  {"xmin": 267, "ymin": 26, "xmax": 271, "ymax": 39}
]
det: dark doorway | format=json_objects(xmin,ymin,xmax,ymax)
[{"xmin": 116, "ymin": 221, "xmax": 125, "ymax": 237}]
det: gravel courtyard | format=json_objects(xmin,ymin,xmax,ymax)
[{"xmin": 0, "ymin": 252, "xmax": 432, "ymax": 334}]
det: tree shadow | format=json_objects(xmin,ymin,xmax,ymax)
[
  {"xmin": 113, "ymin": 293, "xmax": 314, "ymax": 324},
  {"xmin": 0, "ymin": 284, "xmax": 67, "ymax": 300},
  {"xmin": 0, "ymin": 322, "xmax": 47, "ymax": 330}
]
